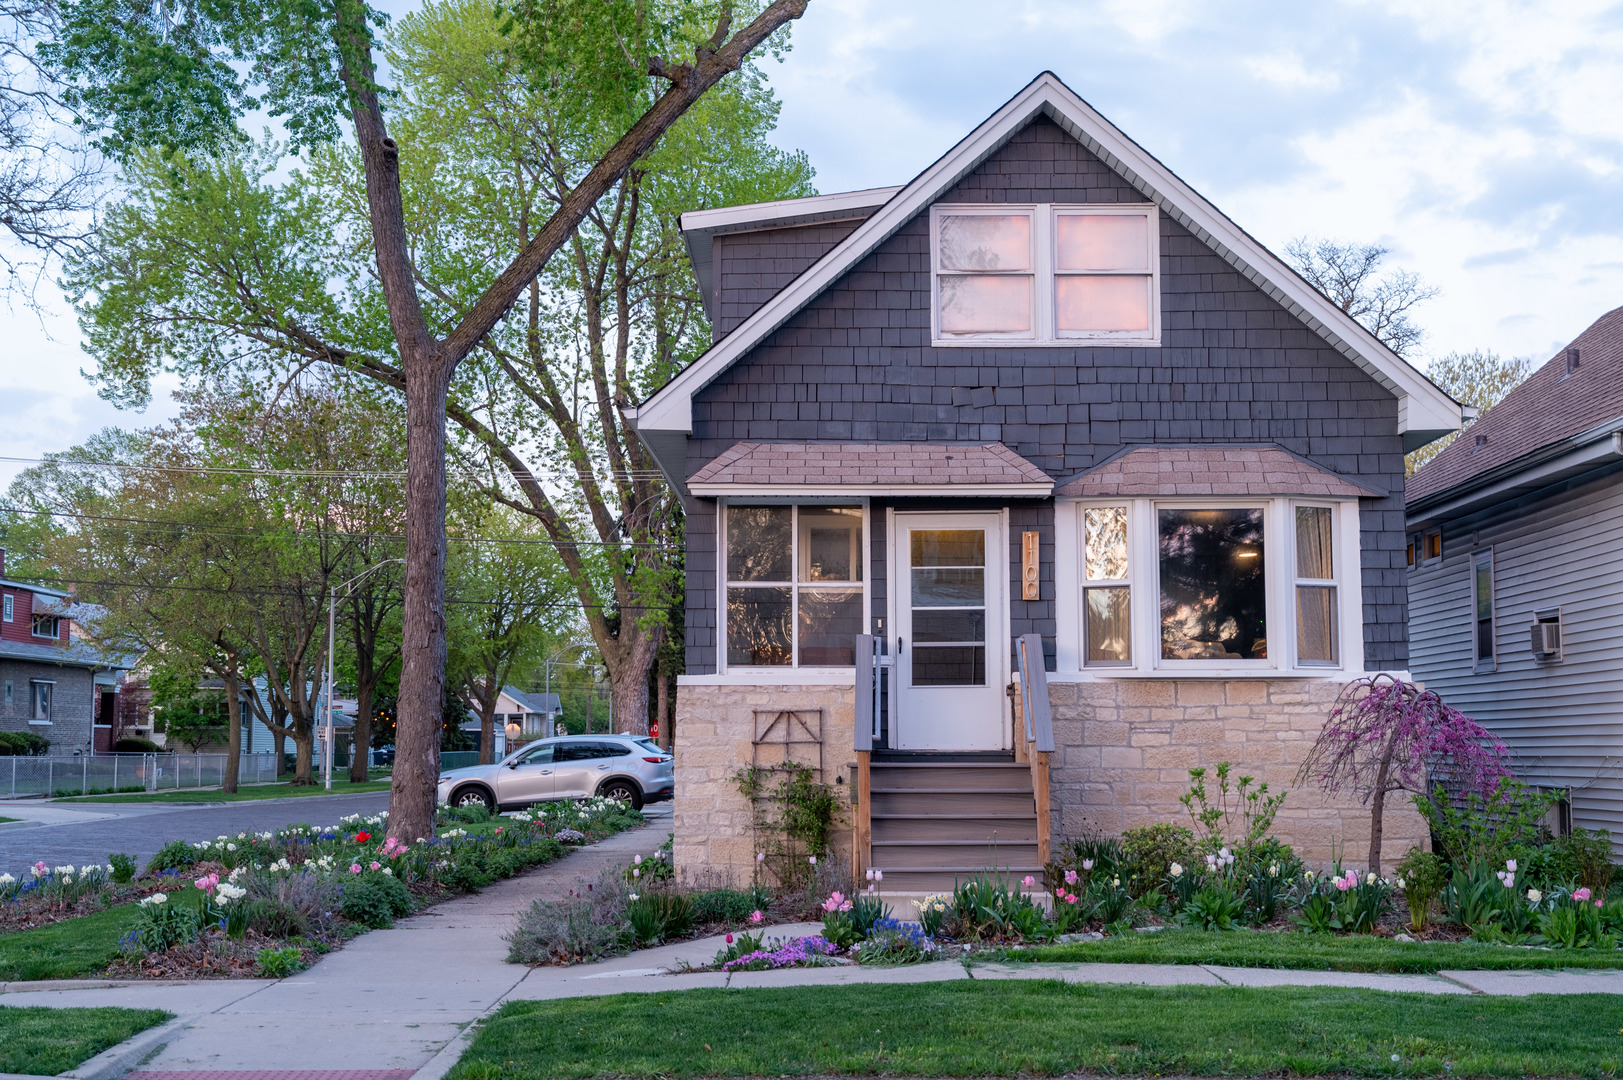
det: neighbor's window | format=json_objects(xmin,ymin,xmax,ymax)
[
  {"xmin": 932, "ymin": 203, "xmax": 1159, "ymax": 345},
  {"xmin": 725, "ymin": 505, "xmax": 864, "ymax": 668},
  {"xmin": 1472, "ymin": 549, "xmax": 1495, "ymax": 671},
  {"xmin": 30, "ymin": 680, "xmax": 51, "ymax": 722},
  {"xmin": 1083, "ymin": 506, "xmax": 1131, "ymax": 665},
  {"xmin": 31, "ymin": 613, "xmax": 58, "ymax": 639},
  {"xmin": 1159, "ymin": 508, "xmax": 1267, "ymax": 661},
  {"xmin": 1295, "ymin": 506, "xmax": 1338, "ymax": 665},
  {"xmin": 2, "ymin": 594, "xmax": 11, "ymax": 621}
]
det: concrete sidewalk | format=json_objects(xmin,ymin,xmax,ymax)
[{"xmin": 4, "ymin": 814, "xmax": 1623, "ymax": 1077}]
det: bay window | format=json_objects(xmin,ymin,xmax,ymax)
[
  {"xmin": 931, "ymin": 203, "xmax": 1160, "ymax": 346},
  {"xmin": 724, "ymin": 505, "xmax": 865, "ymax": 669},
  {"xmin": 1075, "ymin": 499, "xmax": 1354, "ymax": 673}
]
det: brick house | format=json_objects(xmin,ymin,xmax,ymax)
[
  {"xmin": 0, "ymin": 549, "xmax": 131, "ymax": 755},
  {"xmin": 628, "ymin": 73, "xmax": 1465, "ymax": 889}
]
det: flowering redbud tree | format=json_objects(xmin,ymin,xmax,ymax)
[{"xmin": 1297, "ymin": 674, "xmax": 1511, "ymax": 873}]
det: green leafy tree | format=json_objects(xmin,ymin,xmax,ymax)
[
  {"xmin": 1405, "ymin": 349, "xmax": 1535, "ymax": 475},
  {"xmin": 46, "ymin": 0, "xmax": 811, "ymax": 844}
]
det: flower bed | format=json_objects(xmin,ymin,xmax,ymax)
[{"xmin": 1, "ymin": 795, "xmax": 643, "ymax": 980}]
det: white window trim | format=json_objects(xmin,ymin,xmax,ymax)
[
  {"xmin": 1472, "ymin": 547, "xmax": 1496, "ymax": 673},
  {"xmin": 2, "ymin": 593, "xmax": 11, "ymax": 621},
  {"xmin": 30, "ymin": 613, "xmax": 59, "ymax": 640},
  {"xmin": 929, "ymin": 202, "xmax": 1161, "ymax": 348},
  {"xmin": 1054, "ymin": 495, "xmax": 1364, "ymax": 678},
  {"xmin": 29, "ymin": 678, "xmax": 54, "ymax": 724},
  {"xmin": 717, "ymin": 499, "xmax": 870, "ymax": 675}
]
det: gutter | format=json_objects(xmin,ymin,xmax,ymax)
[{"xmin": 1407, "ymin": 423, "xmax": 1623, "ymax": 527}]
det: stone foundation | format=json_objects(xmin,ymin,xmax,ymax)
[
  {"xmin": 671, "ymin": 681, "xmax": 855, "ymax": 887},
  {"xmin": 1047, "ymin": 678, "xmax": 1428, "ymax": 869}
]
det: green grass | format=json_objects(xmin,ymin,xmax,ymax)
[
  {"xmin": 62, "ymin": 778, "xmax": 392, "ymax": 803},
  {"xmin": 0, "ymin": 815, "xmax": 17, "ymax": 823},
  {"xmin": 449, "ymin": 981, "xmax": 1623, "ymax": 1079},
  {"xmin": 0, "ymin": 1005, "xmax": 171, "ymax": 1075},
  {"xmin": 0, "ymin": 904, "xmax": 140, "ymax": 980},
  {"xmin": 1015, "ymin": 928, "xmax": 1623, "ymax": 973}
]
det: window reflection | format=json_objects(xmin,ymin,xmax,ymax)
[{"xmin": 1158, "ymin": 508, "xmax": 1267, "ymax": 660}]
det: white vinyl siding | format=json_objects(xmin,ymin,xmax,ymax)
[{"xmin": 1408, "ymin": 472, "xmax": 1623, "ymax": 854}]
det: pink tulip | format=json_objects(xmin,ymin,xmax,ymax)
[
  {"xmin": 749, "ymin": 909, "xmax": 764, "ymax": 924},
  {"xmin": 725, "ymin": 933, "xmax": 734, "ymax": 944},
  {"xmin": 1082, "ymin": 859, "xmax": 1094, "ymax": 871},
  {"xmin": 1022, "ymin": 875, "xmax": 1036, "ymax": 887},
  {"xmin": 369, "ymin": 861, "xmax": 381, "ymax": 871},
  {"xmin": 349, "ymin": 864, "xmax": 362, "ymax": 874},
  {"xmin": 1574, "ymin": 887, "xmax": 1592, "ymax": 902},
  {"xmin": 1064, "ymin": 870, "xmax": 1079, "ymax": 885},
  {"xmin": 1065, "ymin": 894, "xmax": 1078, "ymax": 905}
]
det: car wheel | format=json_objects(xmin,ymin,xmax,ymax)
[
  {"xmin": 452, "ymin": 786, "xmax": 494, "ymax": 813},
  {"xmin": 598, "ymin": 778, "xmax": 643, "ymax": 811}
]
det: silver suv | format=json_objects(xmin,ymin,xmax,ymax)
[{"xmin": 436, "ymin": 734, "xmax": 673, "ymax": 813}]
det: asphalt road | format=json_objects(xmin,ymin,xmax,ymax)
[
  {"xmin": 0, "ymin": 791, "xmax": 392, "ymax": 876},
  {"xmin": 0, "ymin": 795, "xmax": 673, "ymax": 877}
]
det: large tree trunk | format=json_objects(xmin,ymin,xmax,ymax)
[
  {"xmin": 221, "ymin": 664, "xmax": 243, "ymax": 794},
  {"xmin": 274, "ymin": 730, "xmax": 286, "ymax": 777},
  {"xmin": 473, "ymin": 679, "xmax": 500, "ymax": 765},
  {"xmin": 389, "ymin": 358, "xmax": 449, "ymax": 844},
  {"xmin": 655, "ymin": 656, "xmax": 670, "ymax": 751},
  {"xmin": 294, "ymin": 731, "xmax": 314, "ymax": 785},
  {"xmin": 349, "ymin": 678, "xmax": 374, "ymax": 784}
]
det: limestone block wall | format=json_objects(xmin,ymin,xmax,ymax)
[
  {"xmin": 672, "ymin": 681, "xmax": 855, "ymax": 887},
  {"xmin": 1047, "ymin": 678, "xmax": 1428, "ymax": 869}
]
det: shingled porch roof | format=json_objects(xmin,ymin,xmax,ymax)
[
  {"xmin": 687, "ymin": 442, "xmax": 1054, "ymax": 497},
  {"xmin": 1056, "ymin": 446, "xmax": 1381, "ymax": 499}
]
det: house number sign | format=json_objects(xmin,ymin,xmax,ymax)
[{"xmin": 1021, "ymin": 531, "xmax": 1040, "ymax": 600}]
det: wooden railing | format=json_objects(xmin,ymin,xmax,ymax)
[
  {"xmin": 852, "ymin": 633, "xmax": 878, "ymax": 881},
  {"xmin": 1015, "ymin": 633, "xmax": 1054, "ymax": 866}
]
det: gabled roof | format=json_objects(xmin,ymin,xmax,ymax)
[
  {"xmin": 502, "ymin": 686, "xmax": 561, "ymax": 714},
  {"xmin": 688, "ymin": 442, "xmax": 1052, "ymax": 496},
  {"xmin": 1057, "ymin": 446, "xmax": 1382, "ymax": 499},
  {"xmin": 632, "ymin": 71, "xmax": 1463, "ymax": 460},
  {"xmin": 1408, "ymin": 305, "xmax": 1623, "ymax": 508},
  {"xmin": 0, "ymin": 637, "xmax": 130, "ymax": 670}
]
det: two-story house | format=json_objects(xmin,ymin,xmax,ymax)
[
  {"xmin": 629, "ymin": 73, "xmax": 1465, "ymax": 890},
  {"xmin": 0, "ymin": 549, "xmax": 131, "ymax": 754}
]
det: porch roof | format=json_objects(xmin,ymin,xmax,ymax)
[
  {"xmin": 1056, "ymin": 446, "xmax": 1382, "ymax": 499},
  {"xmin": 688, "ymin": 441, "xmax": 1054, "ymax": 497}
]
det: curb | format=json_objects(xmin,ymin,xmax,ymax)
[
  {"xmin": 62, "ymin": 1014, "xmax": 190, "ymax": 1080},
  {"xmin": 0, "ymin": 980, "xmax": 235, "ymax": 995},
  {"xmin": 408, "ymin": 1019, "xmax": 480, "ymax": 1080}
]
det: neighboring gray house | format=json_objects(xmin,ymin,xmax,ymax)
[
  {"xmin": 628, "ymin": 73, "xmax": 1465, "ymax": 889},
  {"xmin": 1407, "ymin": 305, "xmax": 1623, "ymax": 848}
]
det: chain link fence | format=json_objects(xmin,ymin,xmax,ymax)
[{"xmin": 2, "ymin": 752, "xmax": 282, "ymax": 798}]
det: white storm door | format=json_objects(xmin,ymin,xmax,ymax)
[{"xmin": 894, "ymin": 512, "xmax": 1007, "ymax": 750}]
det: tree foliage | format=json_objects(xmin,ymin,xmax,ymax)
[
  {"xmin": 1405, "ymin": 349, "xmax": 1535, "ymax": 474},
  {"xmin": 1297, "ymin": 673, "xmax": 1512, "ymax": 872}
]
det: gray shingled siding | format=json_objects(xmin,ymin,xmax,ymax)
[
  {"xmin": 714, "ymin": 220, "xmax": 865, "ymax": 340},
  {"xmin": 684, "ymin": 115, "xmax": 1406, "ymax": 674}
]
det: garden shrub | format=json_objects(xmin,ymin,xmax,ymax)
[
  {"xmin": 1180, "ymin": 762, "xmax": 1286, "ymax": 858},
  {"xmin": 132, "ymin": 892, "xmax": 200, "ymax": 952},
  {"xmin": 625, "ymin": 890, "xmax": 693, "ymax": 944},
  {"xmin": 1547, "ymin": 828, "xmax": 1615, "ymax": 895},
  {"xmin": 1417, "ymin": 777, "xmax": 1553, "ymax": 869},
  {"xmin": 1120, "ymin": 823, "xmax": 1196, "ymax": 894},
  {"xmin": 0, "ymin": 730, "xmax": 49, "ymax": 755},
  {"xmin": 506, "ymin": 865, "xmax": 630, "ymax": 964},
  {"xmin": 340, "ymin": 874, "xmax": 413, "ymax": 928},
  {"xmin": 147, "ymin": 839, "xmax": 199, "ymax": 874},
  {"xmin": 689, "ymin": 888, "xmax": 756, "ymax": 924},
  {"xmin": 255, "ymin": 946, "xmax": 305, "ymax": 978},
  {"xmin": 1396, "ymin": 847, "xmax": 1447, "ymax": 931},
  {"xmin": 248, "ymin": 869, "xmax": 343, "ymax": 938},
  {"xmin": 112, "ymin": 736, "xmax": 162, "ymax": 753},
  {"xmin": 1178, "ymin": 881, "xmax": 1246, "ymax": 931},
  {"xmin": 246, "ymin": 898, "xmax": 310, "ymax": 940},
  {"xmin": 108, "ymin": 853, "xmax": 137, "ymax": 884}
]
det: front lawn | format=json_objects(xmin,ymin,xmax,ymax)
[
  {"xmin": 0, "ymin": 905, "xmax": 140, "ymax": 980},
  {"xmin": 61, "ymin": 778, "xmax": 393, "ymax": 803},
  {"xmin": 0, "ymin": 1004, "xmax": 171, "ymax": 1075},
  {"xmin": 450, "ymin": 981, "xmax": 1623, "ymax": 1079},
  {"xmin": 0, "ymin": 815, "xmax": 17, "ymax": 822},
  {"xmin": 1016, "ymin": 928, "xmax": 1623, "ymax": 973}
]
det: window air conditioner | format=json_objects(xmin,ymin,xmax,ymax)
[{"xmin": 1530, "ymin": 621, "xmax": 1560, "ymax": 659}]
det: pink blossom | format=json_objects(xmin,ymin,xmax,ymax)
[
  {"xmin": 1574, "ymin": 887, "xmax": 1592, "ymax": 902},
  {"xmin": 725, "ymin": 933, "xmax": 733, "ymax": 944},
  {"xmin": 194, "ymin": 873, "xmax": 218, "ymax": 894},
  {"xmin": 1334, "ymin": 875, "xmax": 1352, "ymax": 892},
  {"xmin": 369, "ymin": 861, "xmax": 381, "ymax": 871},
  {"xmin": 1082, "ymin": 859, "xmax": 1094, "ymax": 871},
  {"xmin": 821, "ymin": 890, "xmax": 851, "ymax": 914},
  {"xmin": 349, "ymin": 864, "xmax": 362, "ymax": 874},
  {"xmin": 749, "ymin": 909, "xmax": 764, "ymax": 924},
  {"xmin": 1054, "ymin": 886, "xmax": 1066, "ymax": 898},
  {"xmin": 1065, "ymin": 893, "xmax": 1078, "ymax": 905},
  {"xmin": 1022, "ymin": 875, "xmax": 1037, "ymax": 887},
  {"xmin": 1064, "ymin": 869, "xmax": 1079, "ymax": 885}
]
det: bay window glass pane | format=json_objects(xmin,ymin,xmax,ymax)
[
  {"xmin": 938, "ymin": 214, "xmax": 1031, "ymax": 271},
  {"xmin": 913, "ymin": 646, "xmax": 986, "ymax": 686},
  {"xmin": 798, "ymin": 588, "xmax": 862, "ymax": 666},
  {"xmin": 1158, "ymin": 508, "xmax": 1267, "ymax": 660},
  {"xmin": 727, "ymin": 506, "xmax": 791, "ymax": 582},
  {"xmin": 798, "ymin": 507, "xmax": 862, "ymax": 582},
  {"xmin": 1084, "ymin": 506, "xmax": 1128, "ymax": 580},
  {"xmin": 727, "ymin": 587, "xmax": 792, "ymax": 666},
  {"xmin": 1296, "ymin": 585, "xmax": 1338, "ymax": 664},
  {"xmin": 1085, "ymin": 587, "xmax": 1131, "ymax": 663},
  {"xmin": 1056, "ymin": 275, "xmax": 1151, "ymax": 333},
  {"xmin": 940, "ymin": 275, "xmax": 1032, "ymax": 335},
  {"xmin": 1056, "ymin": 214, "xmax": 1149, "ymax": 271},
  {"xmin": 1296, "ymin": 506, "xmax": 1334, "ymax": 579}
]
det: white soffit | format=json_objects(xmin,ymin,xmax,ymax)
[{"xmin": 638, "ymin": 72, "xmax": 1464, "ymax": 439}]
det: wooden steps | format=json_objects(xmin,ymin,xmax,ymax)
[{"xmin": 866, "ymin": 759, "xmax": 1042, "ymax": 895}]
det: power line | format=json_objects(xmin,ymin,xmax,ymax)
[{"xmin": 0, "ymin": 455, "xmax": 667, "ymax": 483}]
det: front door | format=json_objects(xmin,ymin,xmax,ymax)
[{"xmin": 893, "ymin": 512, "xmax": 1007, "ymax": 750}]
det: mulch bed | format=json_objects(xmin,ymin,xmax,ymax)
[{"xmin": 105, "ymin": 928, "xmax": 321, "ymax": 979}]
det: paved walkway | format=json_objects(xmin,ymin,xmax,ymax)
[
  {"xmin": 1, "ymin": 806, "xmax": 1621, "ymax": 1078},
  {"xmin": 0, "ymin": 793, "xmax": 393, "ymax": 876}
]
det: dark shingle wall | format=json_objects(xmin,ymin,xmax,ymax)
[
  {"xmin": 684, "ymin": 116, "xmax": 1406, "ymax": 673},
  {"xmin": 714, "ymin": 220, "xmax": 865, "ymax": 339}
]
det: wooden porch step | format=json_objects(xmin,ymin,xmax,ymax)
[
  {"xmin": 871, "ymin": 813, "xmax": 1038, "ymax": 843},
  {"xmin": 870, "ymin": 788, "xmax": 1035, "ymax": 816},
  {"xmin": 873, "ymin": 839, "xmax": 1040, "ymax": 867},
  {"xmin": 868, "ymin": 762, "xmax": 1033, "ymax": 791},
  {"xmin": 867, "ymin": 866, "xmax": 1045, "ymax": 895}
]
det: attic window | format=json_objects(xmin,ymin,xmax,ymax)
[{"xmin": 931, "ymin": 204, "xmax": 1160, "ymax": 347}]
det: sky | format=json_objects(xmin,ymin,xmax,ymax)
[{"xmin": 3, "ymin": 0, "xmax": 1622, "ymax": 490}]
